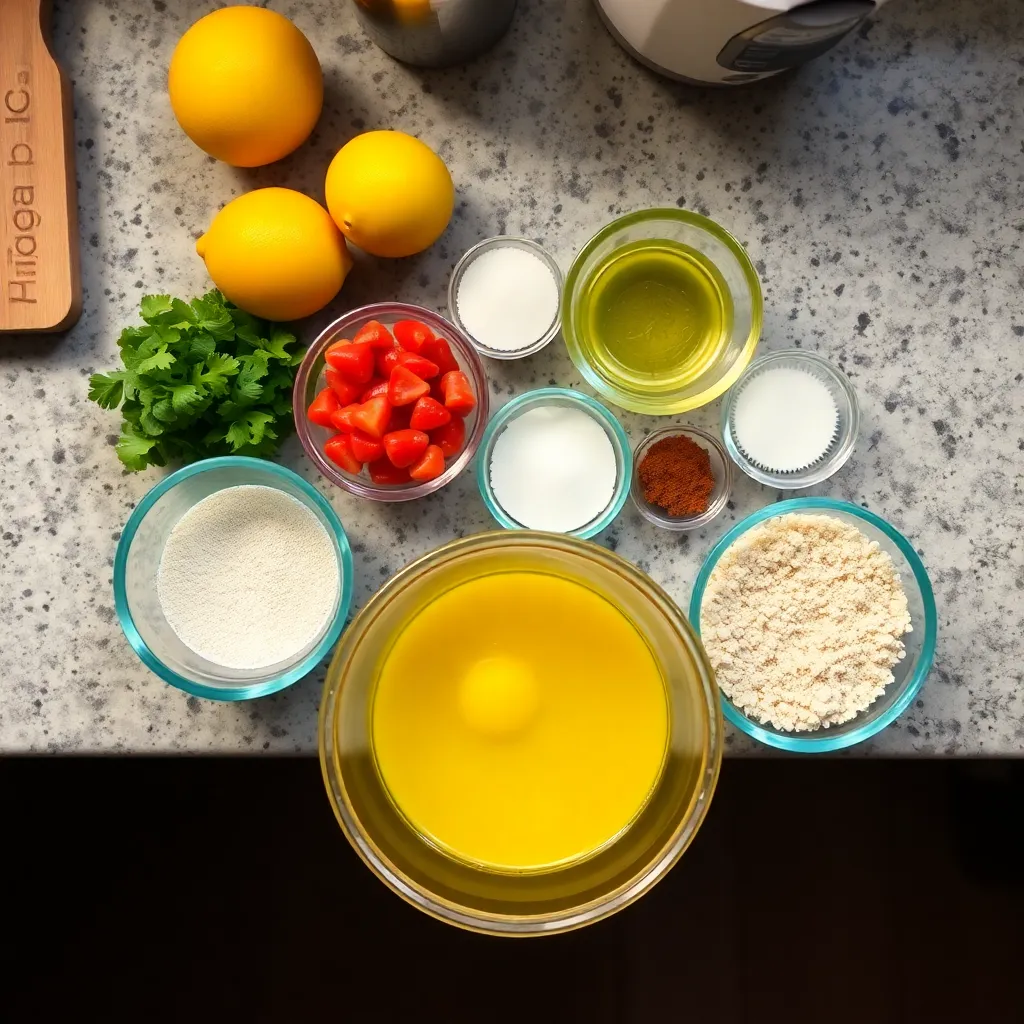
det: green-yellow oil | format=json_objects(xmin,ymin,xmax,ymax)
[{"xmin": 580, "ymin": 239, "xmax": 733, "ymax": 389}]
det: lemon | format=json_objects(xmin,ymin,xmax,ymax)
[
  {"xmin": 169, "ymin": 7, "xmax": 322, "ymax": 167},
  {"xmin": 324, "ymin": 131, "xmax": 454, "ymax": 258},
  {"xmin": 196, "ymin": 188, "xmax": 352, "ymax": 322}
]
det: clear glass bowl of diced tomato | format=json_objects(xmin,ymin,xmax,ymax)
[{"xmin": 295, "ymin": 303, "xmax": 489, "ymax": 502}]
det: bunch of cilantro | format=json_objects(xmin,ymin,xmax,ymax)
[{"xmin": 88, "ymin": 291, "xmax": 306, "ymax": 472}]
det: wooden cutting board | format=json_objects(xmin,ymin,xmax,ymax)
[{"xmin": 0, "ymin": 0, "xmax": 81, "ymax": 333}]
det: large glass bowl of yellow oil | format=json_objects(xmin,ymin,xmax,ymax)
[
  {"xmin": 562, "ymin": 209, "xmax": 763, "ymax": 415},
  {"xmin": 319, "ymin": 531, "xmax": 722, "ymax": 935}
]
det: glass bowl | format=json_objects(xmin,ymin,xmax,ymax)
[
  {"xmin": 720, "ymin": 349, "xmax": 860, "ymax": 489},
  {"xmin": 318, "ymin": 531, "xmax": 722, "ymax": 935},
  {"xmin": 631, "ymin": 426, "xmax": 732, "ymax": 531},
  {"xmin": 447, "ymin": 236, "xmax": 563, "ymax": 360},
  {"xmin": 294, "ymin": 303, "xmax": 489, "ymax": 502},
  {"xmin": 475, "ymin": 388, "xmax": 632, "ymax": 540},
  {"xmin": 562, "ymin": 208, "xmax": 762, "ymax": 415},
  {"xmin": 113, "ymin": 457, "xmax": 353, "ymax": 701},
  {"xmin": 689, "ymin": 498, "xmax": 937, "ymax": 752}
]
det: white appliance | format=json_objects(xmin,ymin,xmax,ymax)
[{"xmin": 594, "ymin": 0, "xmax": 890, "ymax": 85}]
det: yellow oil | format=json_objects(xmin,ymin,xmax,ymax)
[
  {"xmin": 370, "ymin": 570, "xmax": 669, "ymax": 873},
  {"xmin": 580, "ymin": 239, "xmax": 733, "ymax": 388}
]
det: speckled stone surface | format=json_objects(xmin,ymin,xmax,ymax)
[{"xmin": 1, "ymin": 0, "xmax": 1021, "ymax": 754}]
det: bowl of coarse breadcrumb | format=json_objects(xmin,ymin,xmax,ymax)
[{"xmin": 689, "ymin": 497, "xmax": 936, "ymax": 752}]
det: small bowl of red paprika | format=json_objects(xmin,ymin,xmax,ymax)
[
  {"xmin": 295, "ymin": 302, "xmax": 489, "ymax": 502},
  {"xmin": 630, "ymin": 426, "xmax": 732, "ymax": 531}
]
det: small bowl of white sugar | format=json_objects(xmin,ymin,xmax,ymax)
[
  {"xmin": 476, "ymin": 388, "xmax": 632, "ymax": 539},
  {"xmin": 113, "ymin": 457, "xmax": 353, "ymax": 701},
  {"xmin": 448, "ymin": 236, "xmax": 563, "ymax": 360}
]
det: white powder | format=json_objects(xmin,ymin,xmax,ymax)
[
  {"xmin": 157, "ymin": 485, "xmax": 340, "ymax": 671},
  {"xmin": 489, "ymin": 405, "xmax": 617, "ymax": 533},
  {"xmin": 700, "ymin": 513, "xmax": 912, "ymax": 732},
  {"xmin": 732, "ymin": 366, "xmax": 839, "ymax": 473},
  {"xmin": 456, "ymin": 246, "xmax": 560, "ymax": 353}
]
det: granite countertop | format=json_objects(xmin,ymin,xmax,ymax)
[{"xmin": 2, "ymin": 0, "xmax": 1021, "ymax": 755}]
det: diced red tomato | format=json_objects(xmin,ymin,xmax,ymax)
[
  {"xmin": 430, "ymin": 416, "xmax": 465, "ymax": 458},
  {"xmin": 408, "ymin": 444, "xmax": 445, "ymax": 482},
  {"xmin": 420, "ymin": 337, "xmax": 461, "ymax": 377},
  {"xmin": 360, "ymin": 378, "xmax": 389, "ymax": 402},
  {"xmin": 387, "ymin": 403, "xmax": 413, "ymax": 432},
  {"xmin": 440, "ymin": 370, "xmax": 476, "ymax": 415},
  {"xmin": 325, "ymin": 340, "xmax": 375, "ymax": 384},
  {"xmin": 369, "ymin": 460, "xmax": 411, "ymax": 486},
  {"xmin": 383, "ymin": 428, "xmax": 429, "ymax": 468},
  {"xmin": 409, "ymin": 395, "xmax": 451, "ymax": 431},
  {"xmin": 324, "ymin": 367, "xmax": 362, "ymax": 406},
  {"xmin": 393, "ymin": 319, "xmax": 434, "ymax": 354},
  {"xmin": 350, "ymin": 395, "xmax": 392, "ymax": 439},
  {"xmin": 330, "ymin": 404, "xmax": 361, "ymax": 432},
  {"xmin": 353, "ymin": 320, "xmax": 394, "ymax": 349},
  {"xmin": 307, "ymin": 388, "xmax": 339, "ymax": 427},
  {"xmin": 323, "ymin": 433, "xmax": 363, "ymax": 474},
  {"xmin": 349, "ymin": 429, "xmax": 386, "ymax": 463},
  {"xmin": 375, "ymin": 342, "xmax": 403, "ymax": 379},
  {"xmin": 396, "ymin": 351, "xmax": 440, "ymax": 380},
  {"xmin": 388, "ymin": 365, "xmax": 430, "ymax": 407}
]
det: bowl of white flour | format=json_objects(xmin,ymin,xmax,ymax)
[
  {"xmin": 114, "ymin": 457, "xmax": 353, "ymax": 701},
  {"xmin": 689, "ymin": 498, "xmax": 936, "ymax": 752}
]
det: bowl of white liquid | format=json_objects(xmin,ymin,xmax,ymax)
[{"xmin": 114, "ymin": 457, "xmax": 353, "ymax": 700}]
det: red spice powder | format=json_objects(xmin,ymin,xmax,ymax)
[{"xmin": 638, "ymin": 434, "xmax": 715, "ymax": 517}]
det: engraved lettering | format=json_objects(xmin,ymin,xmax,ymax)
[
  {"xmin": 7, "ymin": 142, "xmax": 32, "ymax": 166},
  {"xmin": 4, "ymin": 89, "xmax": 30, "ymax": 114},
  {"xmin": 4, "ymin": 69, "xmax": 42, "ymax": 312},
  {"xmin": 8, "ymin": 280, "xmax": 36, "ymax": 303},
  {"xmin": 12, "ymin": 208, "xmax": 40, "ymax": 231}
]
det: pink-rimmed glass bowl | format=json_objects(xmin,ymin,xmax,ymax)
[{"xmin": 294, "ymin": 303, "xmax": 489, "ymax": 502}]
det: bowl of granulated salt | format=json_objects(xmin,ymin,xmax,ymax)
[
  {"xmin": 448, "ymin": 236, "xmax": 563, "ymax": 360},
  {"xmin": 114, "ymin": 457, "xmax": 352, "ymax": 701}
]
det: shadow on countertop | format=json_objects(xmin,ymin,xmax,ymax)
[{"xmin": 3, "ymin": 757, "xmax": 1022, "ymax": 1022}]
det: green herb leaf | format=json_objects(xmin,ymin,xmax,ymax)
[
  {"xmin": 88, "ymin": 372, "xmax": 126, "ymax": 409},
  {"xmin": 140, "ymin": 295, "xmax": 173, "ymax": 321},
  {"xmin": 258, "ymin": 326, "xmax": 298, "ymax": 361},
  {"xmin": 116, "ymin": 426, "xmax": 158, "ymax": 471},
  {"xmin": 185, "ymin": 333, "xmax": 216, "ymax": 363},
  {"xmin": 169, "ymin": 384, "xmax": 204, "ymax": 415},
  {"xmin": 139, "ymin": 406, "xmax": 166, "ymax": 436},
  {"xmin": 151, "ymin": 397, "xmax": 177, "ymax": 423},
  {"xmin": 233, "ymin": 351, "xmax": 271, "ymax": 400},
  {"xmin": 135, "ymin": 347, "xmax": 175, "ymax": 374},
  {"xmin": 225, "ymin": 410, "xmax": 277, "ymax": 451}
]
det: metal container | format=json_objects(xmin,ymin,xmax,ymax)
[{"xmin": 351, "ymin": 0, "xmax": 516, "ymax": 68}]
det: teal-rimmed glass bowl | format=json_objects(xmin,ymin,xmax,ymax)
[
  {"xmin": 113, "ymin": 457, "xmax": 353, "ymax": 701},
  {"xmin": 476, "ymin": 388, "xmax": 632, "ymax": 540},
  {"xmin": 689, "ymin": 498, "xmax": 936, "ymax": 752}
]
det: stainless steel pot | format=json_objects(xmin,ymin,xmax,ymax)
[{"xmin": 350, "ymin": 0, "xmax": 516, "ymax": 68}]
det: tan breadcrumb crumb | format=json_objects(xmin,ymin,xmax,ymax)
[{"xmin": 701, "ymin": 513, "xmax": 912, "ymax": 732}]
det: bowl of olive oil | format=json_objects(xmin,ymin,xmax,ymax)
[{"xmin": 562, "ymin": 209, "xmax": 762, "ymax": 415}]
